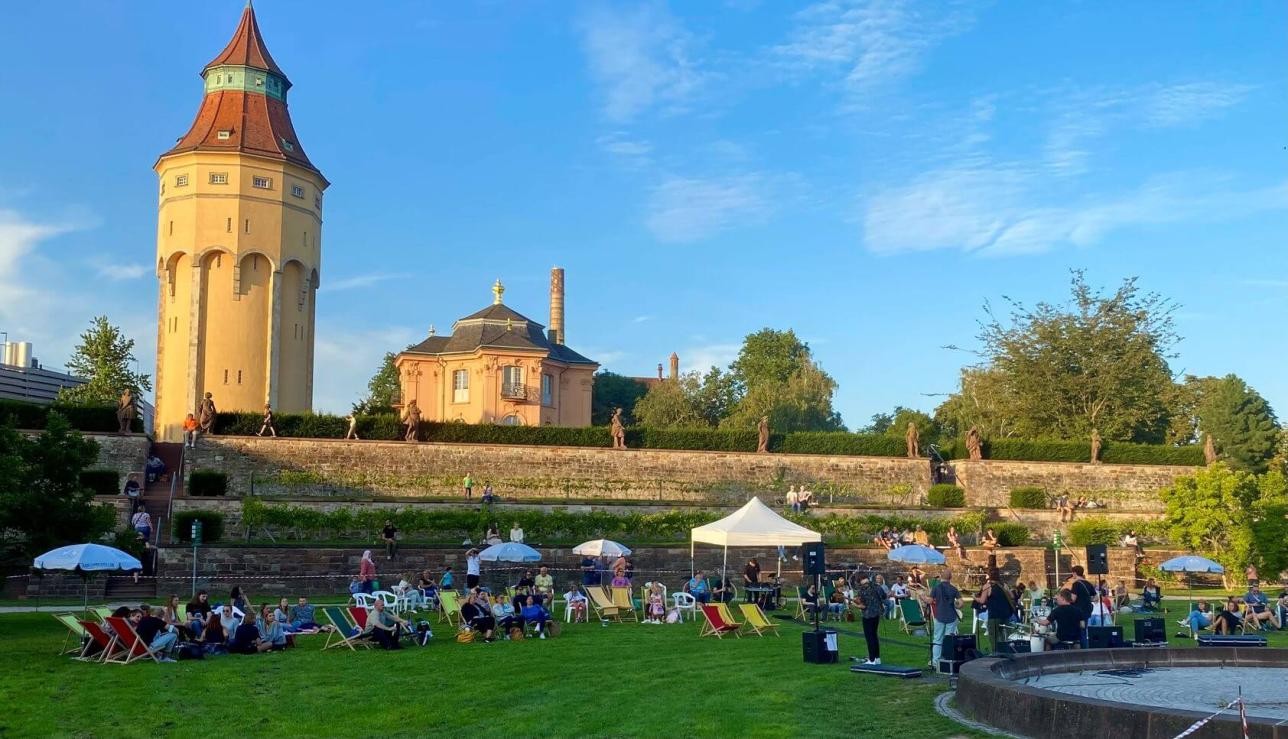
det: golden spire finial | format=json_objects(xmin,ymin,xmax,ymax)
[{"xmin": 492, "ymin": 278, "xmax": 505, "ymax": 305}]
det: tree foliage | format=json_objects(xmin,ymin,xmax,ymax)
[
  {"xmin": 729, "ymin": 328, "xmax": 811, "ymax": 392},
  {"xmin": 57, "ymin": 316, "xmax": 152, "ymax": 405},
  {"xmin": 632, "ymin": 372, "xmax": 703, "ymax": 428},
  {"xmin": 1195, "ymin": 374, "xmax": 1279, "ymax": 474},
  {"xmin": 354, "ymin": 352, "xmax": 400, "ymax": 415},
  {"xmin": 590, "ymin": 371, "xmax": 649, "ymax": 426},
  {"xmin": 1160, "ymin": 463, "xmax": 1287, "ymax": 578},
  {"xmin": 0, "ymin": 414, "xmax": 114, "ymax": 568},
  {"xmin": 724, "ymin": 358, "xmax": 844, "ymax": 432}
]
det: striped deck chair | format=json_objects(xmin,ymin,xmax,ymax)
[
  {"xmin": 54, "ymin": 613, "xmax": 88, "ymax": 655},
  {"xmin": 610, "ymin": 587, "xmax": 639, "ymax": 622},
  {"xmin": 587, "ymin": 587, "xmax": 621, "ymax": 622},
  {"xmin": 348, "ymin": 606, "xmax": 371, "ymax": 631},
  {"xmin": 714, "ymin": 603, "xmax": 745, "ymax": 633},
  {"xmin": 898, "ymin": 597, "xmax": 927, "ymax": 635},
  {"xmin": 78, "ymin": 620, "xmax": 121, "ymax": 663},
  {"xmin": 104, "ymin": 616, "xmax": 162, "ymax": 664},
  {"xmin": 438, "ymin": 591, "xmax": 462, "ymax": 626},
  {"xmin": 738, "ymin": 603, "xmax": 781, "ymax": 637},
  {"xmin": 322, "ymin": 606, "xmax": 368, "ymax": 650},
  {"xmin": 698, "ymin": 604, "xmax": 741, "ymax": 639}
]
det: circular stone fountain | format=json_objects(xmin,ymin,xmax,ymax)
[{"xmin": 956, "ymin": 647, "xmax": 1288, "ymax": 738}]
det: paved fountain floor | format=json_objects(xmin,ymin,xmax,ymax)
[{"xmin": 1023, "ymin": 666, "xmax": 1288, "ymax": 721}]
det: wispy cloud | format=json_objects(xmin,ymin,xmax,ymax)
[
  {"xmin": 863, "ymin": 165, "xmax": 1288, "ymax": 256},
  {"xmin": 576, "ymin": 4, "xmax": 704, "ymax": 122},
  {"xmin": 0, "ymin": 209, "xmax": 80, "ymax": 330},
  {"xmin": 320, "ymin": 273, "xmax": 400, "ymax": 292},
  {"xmin": 645, "ymin": 174, "xmax": 771, "ymax": 243},
  {"xmin": 596, "ymin": 132, "xmax": 653, "ymax": 167},
  {"xmin": 95, "ymin": 262, "xmax": 151, "ymax": 281},
  {"xmin": 1142, "ymin": 81, "xmax": 1255, "ymax": 128},
  {"xmin": 632, "ymin": 315, "xmax": 653, "ymax": 323},
  {"xmin": 773, "ymin": 0, "xmax": 979, "ymax": 95},
  {"xmin": 680, "ymin": 342, "xmax": 740, "ymax": 373},
  {"xmin": 312, "ymin": 324, "xmax": 420, "ymax": 413}
]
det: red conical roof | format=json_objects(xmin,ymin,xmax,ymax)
[{"xmin": 203, "ymin": 2, "xmax": 287, "ymax": 81}]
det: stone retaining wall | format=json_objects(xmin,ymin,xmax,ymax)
[
  {"xmin": 81, "ymin": 433, "xmax": 150, "ymax": 484},
  {"xmin": 186, "ymin": 437, "xmax": 1193, "ymax": 510}
]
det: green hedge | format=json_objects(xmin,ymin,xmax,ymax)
[
  {"xmin": 940, "ymin": 436, "xmax": 1203, "ymax": 466},
  {"xmin": 0, "ymin": 399, "xmax": 143, "ymax": 433},
  {"xmin": 239, "ymin": 497, "xmax": 990, "ymax": 545},
  {"xmin": 777, "ymin": 432, "xmax": 906, "ymax": 456},
  {"xmin": 1008, "ymin": 486, "xmax": 1047, "ymax": 509},
  {"xmin": 927, "ymin": 484, "xmax": 965, "ymax": 508},
  {"xmin": 80, "ymin": 469, "xmax": 121, "ymax": 497},
  {"xmin": 991, "ymin": 522, "xmax": 1030, "ymax": 547},
  {"xmin": 188, "ymin": 470, "xmax": 228, "ymax": 497},
  {"xmin": 172, "ymin": 510, "xmax": 225, "ymax": 543}
]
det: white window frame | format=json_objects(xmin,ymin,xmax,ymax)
[
  {"xmin": 291, "ymin": 185, "xmax": 305, "ymax": 198},
  {"xmin": 252, "ymin": 176, "xmax": 272, "ymax": 190},
  {"xmin": 175, "ymin": 174, "xmax": 188, "ymax": 187},
  {"xmin": 452, "ymin": 369, "xmax": 469, "ymax": 403},
  {"xmin": 209, "ymin": 172, "xmax": 228, "ymax": 185},
  {"xmin": 216, "ymin": 130, "xmax": 231, "ymax": 140}
]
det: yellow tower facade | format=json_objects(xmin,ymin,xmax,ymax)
[{"xmin": 153, "ymin": 4, "xmax": 328, "ymax": 440}]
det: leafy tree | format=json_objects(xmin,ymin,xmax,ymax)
[
  {"xmin": 690, "ymin": 367, "xmax": 738, "ymax": 427},
  {"xmin": 0, "ymin": 414, "xmax": 114, "ymax": 567},
  {"xmin": 724, "ymin": 359, "xmax": 844, "ymax": 432},
  {"xmin": 58, "ymin": 316, "xmax": 152, "ymax": 405},
  {"xmin": 933, "ymin": 367, "xmax": 1022, "ymax": 440},
  {"xmin": 885, "ymin": 407, "xmax": 940, "ymax": 447},
  {"xmin": 633, "ymin": 374, "xmax": 702, "ymax": 428},
  {"xmin": 862, "ymin": 411, "xmax": 895, "ymax": 435},
  {"xmin": 729, "ymin": 328, "xmax": 810, "ymax": 392},
  {"xmin": 1160, "ymin": 463, "xmax": 1277, "ymax": 581},
  {"xmin": 959, "ymin": 271, "xmax": 1178, "ymax": 443},
  {"xmin": 591, "ymin": 372, "xmax": 649, "ymax": 426},
  {"xmin": 1195, "ymin": 374, "xmax": 1279, "ymax": 474},
  {"xmin": 1250, "ymin": 471, "xmax": 1288, "ymax": 580},
  {"xmin": 353, "ymin": 352, "xmax": 400, "ymax": 415},
  {"xmin": 1271, "ymin": 426, "xmax": 1288, "ymax": 475}
]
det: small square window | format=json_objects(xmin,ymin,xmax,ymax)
[
  {"xmin": 175, "ymin": 174, "xmax": 188, "ymax": 187},
  {"xmin": 252, "ymin": 176, "xmax": 272, "ymax": 189},
  {"xmin": 217, "ymin": 130, "xmax": 231, "ymax": 140},
  {"xmin": 314, "ymin": 195, "xmax": 322, "ymax": 209},
  {"xmin": 291, "ymin": 185, "xmax": 305, "ymax": 198},
  {"xmin": 210, "ymin": 172, "xmax": 228, "ymax": 185}
]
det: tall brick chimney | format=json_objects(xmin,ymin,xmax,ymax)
[
  {"xmin": 669, "ymin": 352, "xmax": 679, "ymax": 379},
  {"xmin": 549, "ymin": 267, "xmax": 565, "ymax": 345}
]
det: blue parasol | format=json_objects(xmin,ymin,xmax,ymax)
[{"xmin": 885, "ymin": 545, "xmax": 946, "ymax": 565}]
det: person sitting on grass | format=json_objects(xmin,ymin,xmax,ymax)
[
  {"xmin": 1243, "ymin": 585, "xmax": 1281, "ymax": 630},
  {"xmin": 1140, "ymin": 579, "xmax": 1162, "ymax": 611},
  {"xmin": 565, "ymin": 585, "xmax": 588, "ymax": 623},
  {"xmin": 132, "ymin": 606, "xmax": 179, "ymax": 662},
  {"xmin": 492, "ymin": 595, "xmax": 520, "ymax": 636},
  {"xmin": 1181, "ymin": 599, "xmax": 1213, "ymax": 638},
  {"xmin": 364, "ymin": 599, "xmax": 408, "ymax": 650},
  {"xmin": 198, "ymin": 614, "xmax": 228, "ymax": 654},
  {"xmin": 218, "ymin": 603, "xmax": 242, "ymax": 636},
  {"xmin": 645, "ymin": 583, "xmax": 667, "ymax": 624},
  {"xmin": 161, "ymin": 594, "xmax": 195, "ymax": 640},
  {"xmin": 1112, "ymin": 581, "xmax": 1133, "ymax": 614},
  {"xmin": 521, "ymin": 595, "xmax": 551, "ymax": 639},
  {"xmin": 185, "ymin": 590, "xmax": 213, "ymax": 634},
  {"xmin": 1036, "ymin": 589, "xmax": 1083, "ymax": 650},
  {"xmin": 230, "ymin": 586, "xmax": 251, "ymax": 614},
  {"xmin": 1213, "ymin": 597, "xmax": 1243, "ymax": 635},
  {"xmin": 460, "ymin": 592, "xmax": 496, "ymax": 643},
  {"xmin": 258, "ymin": 608, "xmax": 288, "ymax": 650},
  {"xmin": 229, "ymin": 609, "xmax": 273, "ymax": 654},
  {"xmin": 287, "ymin": 596, "xmax": 322, "ymax": 632},
  {"xmin": 686, "ymin": 571, "xmax": 710, "ymax": 604}
]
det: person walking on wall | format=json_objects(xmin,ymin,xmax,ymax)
[{"xmin": 256, "ymin": 404, "xmax": 277, "ymax": 437}]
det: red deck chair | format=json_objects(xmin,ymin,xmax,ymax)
[
  {"xmin": 104, "ymin": 616, "xmax": 162, "ymax": 664},
  {"xmin": 348, "ymin": 606, "xmax": 370, "ymax": 631},
  {"xmin": 698, "ymin": 604, "xmax": 741, "ymax": 639},
  {"xmin": 78, "ymin": 620, "xmax": 121, "ymax": 663}
]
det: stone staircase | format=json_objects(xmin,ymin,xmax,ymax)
[{"xmin": 142, "ymin": 442, "xmax": 186, "ymax": 546}]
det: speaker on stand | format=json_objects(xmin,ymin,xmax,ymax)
[
  {"xmin": 1086, "ymin": 545, "xmax": 1109, "ymax": 576},
  {"xmin": 800, "ymin": 542, "xmax": 838, "ymax": 664}
]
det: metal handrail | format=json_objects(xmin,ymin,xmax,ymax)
[{"xmin": 500, "ymin": 382, "xmax": 530, "ymax": 401}]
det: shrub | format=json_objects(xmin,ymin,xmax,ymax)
[
  {"xmin": 172, "ymin": 510, "xmax": 225, "ymax": 543},
  {"xmin": 109, "ymin": 527, "xmax": 145, "ymax": 559},
  {"xmin": 1008, "ymin": 486, "xmax": 1048, "ymax": 509},
  {"xmin": 1100, "ymin": 442, "xmax": 1204, "ymax": 466},
  {"xmin": 777, "ymin": 432, "xmax": 905, "ymax": 457},
  {"xmin": 79, "ymin": 469, "xmax": 121, "ymax": 497},
  {"xmin": 941, "ymin": 436, "xmax": 1203, "ymax": 466},
  {"xmin": 0, "ymin": 400, "xmax": 142, "ymax": 433},
  {"xmin": 927, "ymin": 484, "xmax": 965, "ymax": 508},
  {"xmin": 188, "ymin": 470, "xmax": 227, "ymax": 497},
  {"xmin": 1066, "ymin": 517, "xmax": 1122, "ymax": 547},
  {"xmin": 991, "ymin": 522, "xmax": 1030, "ymax": 546}
]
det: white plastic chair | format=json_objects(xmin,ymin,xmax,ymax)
[
  {"xmin": 372, "ymin": 590, "xmax": 399, "ymax": 613},
  {"xmin": 564, "ymin": 594, "xmax": 589, "ymax": 623},
  {"xmin": 672, "ymin": 592, "xmax": 697, "ymax": 622},
  {"xmin": 352, "ymin": 592, "xmax": 376, "ymax": 608}
]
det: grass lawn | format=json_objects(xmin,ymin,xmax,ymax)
[{"xmin": 0, "ymin": 610, "xmax": 983, "ymax": 738}]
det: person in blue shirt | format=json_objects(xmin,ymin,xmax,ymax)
[
  {"xmin": 520, "ymin": 595, "xmax": 550, "ymax": 639},
  {"xmin": 580, "ymin": 556, "xmax": 598, "ymax": 587},
  {"xmin": 687, "ymin": 571, "xmax": 711, "ymax": 604},
  {"xmin": 440, "ymin": 567, "xmax": 455, "ymax": 590}
]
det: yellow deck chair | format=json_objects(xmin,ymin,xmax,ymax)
[
  {"xmin": 714, "ymin": 602, "xmax": 744, "ymax": 632},
  {"xmin": 438, "ymin": 591, "xmax": 462, "ymax": 626},
  {"xmin": 610, "ymin": 587, "xmax": 639, "ymax": 622},
  {"xmin": 738, "ymin": 603, "xmax": 781, "ymax": 637},
  {"xmin": 93, "ymin": 606, "xmax": 113, "ymax": 623},
  {"xmin": 587, "ymin": 587, "xmax": 621, "ymax": 621},
  {"xmin": 54, "ymin": 613, "xmax": 88, "ymax": 655}
]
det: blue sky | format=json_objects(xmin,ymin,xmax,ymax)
[{"xmin": 1, "ymin": 1, "xmax": 1285, "ymax": 426}]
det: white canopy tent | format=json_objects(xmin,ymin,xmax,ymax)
[{"xmin": 690, "ymin": 497, "xmax": 822, "ymax": 581}]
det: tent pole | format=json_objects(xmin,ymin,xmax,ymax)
[
  {"xmin": 722, "ymin": 546, "xmax": 728, "ymax": 599},
  {"xmin": 690, "ymin": 539, "xmax": 694, "ymax": 579}
]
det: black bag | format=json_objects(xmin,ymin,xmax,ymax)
[
  {"xmin": 415, "ymin": 621, "xmax": 433, "ymax": 646},
  {"xmin": 177, "ymin": 642, "xmax": 205, "ymax": 660}
]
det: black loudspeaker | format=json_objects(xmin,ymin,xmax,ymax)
[
  {"xmin": 802, "ymin": 630, "xmax": 838, "ymax": 663},
  {"xmin": 802, "ymin": 542, "xmax": 826, "ymax": 576},
  {"xmin": 1134, "ymin": 618, "xmax": 1166, "ymax": 644},
  {"xmin": 1086, "ymin": 544, "xmax": 1109, "ymax": 575},
  {"xmin": 951, "ymin": 634, "xmax": 978, "ymax": 662},
  {"xmin": 1088, "ymin": 625, "xmax": 1124, "ymax": 649}
]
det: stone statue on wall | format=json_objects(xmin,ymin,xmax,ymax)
[
  {"xmin": 403, "ymin": 400, "xmax": 421, "ymax": 442},
  {"xmin": 256, "ymin": 403, "xmax": 277, "ymax": 437},
  {"xmin": 757, "ymin": 416, "xmax": 770, "ymax": 453},
  {"xmin": 965, "ymin": 426, "xmax": 983, "ymax": 461},
  {"xmin": 610, "ymin": 408, "xmax": 626, "ymax": 449},
  {"xmin": 905, "ymin": 422, "xmax": 919, "ymax": 459},
  {"xmin": 116, "ymin": 389, "xmax": 135, "ymax": 434},
  {"xmin": 1089, "ymin": 429, "xmax": 1102, "ymax": 464},
  {"xmin": 1203, "ymin": 433, "xmax": 1217, "ymax": 465},
  {"xmin": 198, "ymin": 392, "xmax": 217, "ymax": 434}
]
